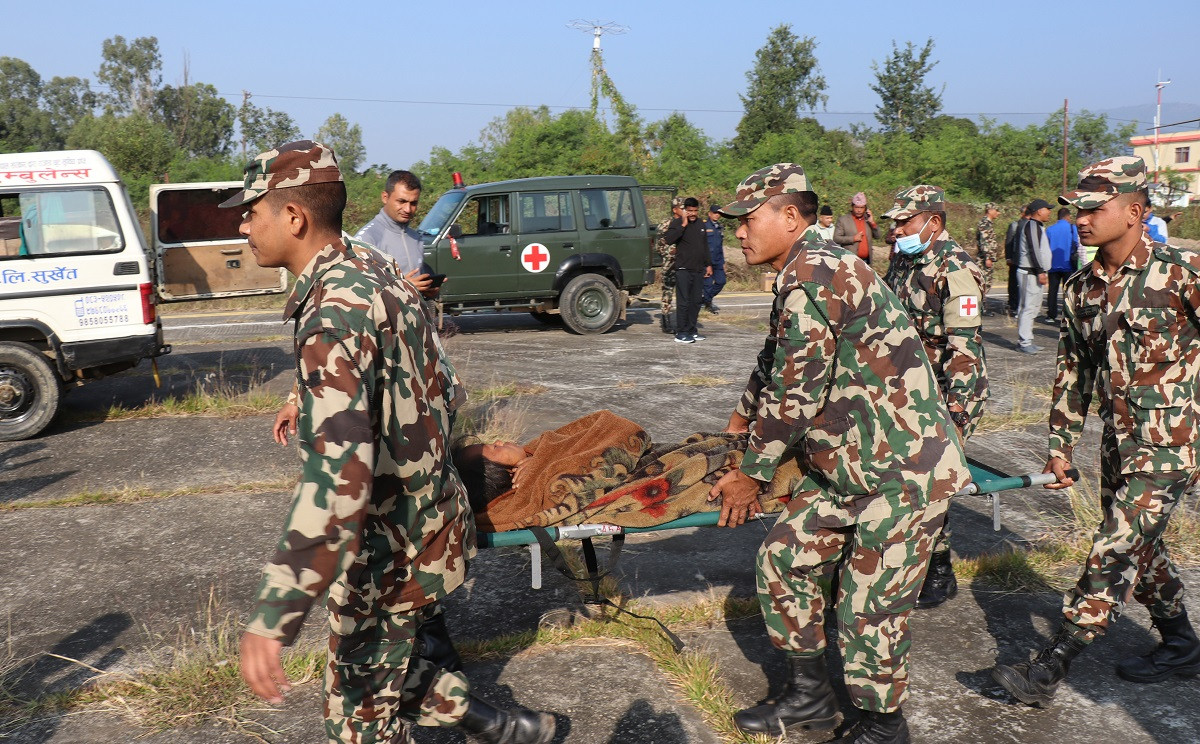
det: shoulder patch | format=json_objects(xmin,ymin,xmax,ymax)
[{"xmin": 944, "ymin": 268, "xmax": 982, "ymax": 328}]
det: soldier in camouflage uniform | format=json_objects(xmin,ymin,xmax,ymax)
[
  {"xmin": 228, "ymin": 141, "xmax": 555, "ymax": 744},
  {"xmin": 976, "ymin": 202, "xmax": 1000, "ymax": 309},
  {"xmin": 656, "ymin": 196, "xmax": 685, "ymax": 334},
  {"xmin": 882, "ymin": 185, "xmax": 989, "ymax": 610},
  {"xmin": 708, "ymin": 163, "xmax": 970, "ymax": 744},
  {"xmin": 993, "ymin": 157, "xmax": 1200, "ymax": 707}
]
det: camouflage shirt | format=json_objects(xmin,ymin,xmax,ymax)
[
  {"xmin": 656, "ymin": 217, "xmax": 676, "ymax": 265},
  {"xmin": 1049, "ymin": 234, "xmax": 1200, "ymax": 474},
  {"xmin": 736, "ymin": 237, "xmax": 970, "ymax": 516},
  {"xmin": 884, "ymin": 230, "xmax": 989, "ymax": 415},
  {"xmin": 247, "ymin": 237, "xmax": 475, "ymax": 644},
  {"xmin": 976, "ymin": 216, "xmax": 998, "ymax": 263}
]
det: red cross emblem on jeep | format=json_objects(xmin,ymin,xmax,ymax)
[{"xmin": 521, "ymin": 243, "xmax": 550, "ymax": 272}]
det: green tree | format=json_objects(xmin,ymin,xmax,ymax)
[
  {"xmin": 155, "ymin": 82, "xmax": 235, "ymax": 158},
  {"xmin": 41, "ymin": 76, "xmax": 97, "ymax": 145},
  {"xmin": 0, "ymin": 57, "xmax": 53, "ymax": 151},
  {"xmin": 315, "ymin": 113, "xmax": 365, "ymax": 172},
  {"xmin": 645, "ymin": 112, "xmax": 717, "ymax": 187},
  {"xmin": 870, "ymin": 39, "xmax": 943, "ymax": 138},
  {"xmin": 67, "ymin": 112, "xmax": 177, "ymax": 203},
  {"xmin": 732, "ymin": 25, "xmax": 827, "ymax": 154},
  {"xmin": 237, "ymin": 100, "xmax": 302, "ymax": 156},
  {"xmin": 96, "ymin": 35, "xmax": 162, "ymax": 115}
]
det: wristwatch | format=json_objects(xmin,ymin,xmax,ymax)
[{"xmin": 949, "ymin": 410, "xmax": 970, "ymax": 428}]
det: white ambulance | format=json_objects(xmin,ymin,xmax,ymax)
[{"xmin": 0, "ymin": 150, "xmax": 283, "ymax": 441}]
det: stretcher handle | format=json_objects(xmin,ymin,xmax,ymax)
[
  {"xmin": 956, "ymin": 468, "xmax": 1081, "ymax": 497},
  {"xmin": 979, "ymin": 468, "xmax": 1082, "ymax": 532}
]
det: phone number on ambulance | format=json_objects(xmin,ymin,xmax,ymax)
[{"xmin": 78, "ymin": 313, "xmax": 130, "ymax": 327}]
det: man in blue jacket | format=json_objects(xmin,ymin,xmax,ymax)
[
  {"xmin": 702, "ymin": 204, "xmax": 726, "ymax": 314},
  {"xmin": 1043, "ymin": 207, "xmax": 1080, "ymax": 323}
]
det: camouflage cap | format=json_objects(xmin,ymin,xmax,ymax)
[
  {"xmin": 219, "ymin": 140, "xmax": 343, "ymax": 209},
  {"xmin": 984, "ymin": 202, "xmax": 1000, "ymax": 212},
  {"xmin": 882, "ymin": 184, "xmax": 946, "ymax": 220},
  {"xmin": 671, "ymin": 196, "xmax": 686, "ymax": 209},
  {"xmin": 718, "ymin": 163, "xmax": 812, "ymax": 217},
  {"xmin": 1058, "ymin": 156, "xmax": 1147, "ymax": 209}
]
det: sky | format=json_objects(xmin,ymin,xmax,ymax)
[{"xmin": 6, "ymin": 1, "xmax": 1199, "ymax": 174}]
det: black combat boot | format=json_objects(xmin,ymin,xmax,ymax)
[
  {"xmin": 733, "ymin": 654, "xmax": 839, "ymax": 736},
  {"xmin": 457, "ymin": 695, "xmax": 556, "ymax": 744},
  {"xmin": 414, "ymin": 609, "xmax": 462, "ymax": 672},
  {"xmin": 915, "ymin": 550, "xmax": 957, "ymax": 609},
  {"xmin": 660, "ymin": 312, "xmax": 674, "ymax": 334},
  {"xmin": 1116, "ymin": 609, "xmax": 1200, "ymax": 683},
  {"xmin": 834, "ymin": 708, "xmax": 909, "ymax": 743},
  {"xmin": 991, "ymin": 626, "xmax": 1088, "ymax": 706}
]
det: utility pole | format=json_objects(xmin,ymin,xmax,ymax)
[
  {"xmin": 241, "ymin": 90, "xmax": 251, "ymax": 159},
  {"xmin": 1153, "ymin": 74, "xmax": 1172, "ymax": 181},
  {"xmin": 1062, "ymin": 98, "xmax": 1070, "ymax": 193}
]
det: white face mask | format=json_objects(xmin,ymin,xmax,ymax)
[{"xmin": 894, "ymin": 215, "xmax": 936, "ymax": 255}]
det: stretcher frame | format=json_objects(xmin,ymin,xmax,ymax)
[{"xmin": 477, "ymin": 461, "xmax": 1075, "ymax": 589}]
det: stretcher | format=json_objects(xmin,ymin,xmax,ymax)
[{"xmin": 477, "ymin": 460, "xmax": 1078, "ymax": 590}]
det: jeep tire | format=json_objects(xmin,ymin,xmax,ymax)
[
  {"xmin": 559, "ymin": 274, "xmax": 620, "ymax": 335},
  {"xmin": 0, "ymin": 342, "xmax": 63, "ymax": 442}
]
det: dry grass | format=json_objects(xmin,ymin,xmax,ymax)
[
  {"xmin": 0, "ymin": 479, "xmax": 294, "ymax": 512},
  {"xmin": 675, "ymin": 375, "xmax": 731, "ymax": 387},
  {"xmin": 973, "ymin": 370, "xmax": 1052, "ymax": 435},
  {"xmin": 966, "ymin": 474, "xmax": 1200, "ymax": 594}
]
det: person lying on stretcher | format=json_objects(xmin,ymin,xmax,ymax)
[{"xmin": 451, "ymin": 409, "xmax": 802, "ymax": 533}]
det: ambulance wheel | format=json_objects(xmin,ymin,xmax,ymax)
[
  {"xmin": 0, "ymin": 342, "xmax": 63, "ymax": 442},
  {"xmin": 559, "ymin": 274, "xmax": 619, "ymax": 335}
]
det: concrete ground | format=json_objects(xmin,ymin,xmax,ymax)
[{"xmin": 1, "ymin": 291, "xmax": 1198, "ymax": 743}]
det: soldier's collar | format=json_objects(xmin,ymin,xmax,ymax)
[
  {"xmin": 283, "ymin": 239, "xmax": 352, "ymax": 320},
  {"xmin": 1124, "ymin": 232, "xmax": 1154, "ymax": 273}
]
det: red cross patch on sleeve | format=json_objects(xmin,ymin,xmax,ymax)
[{"xmin": 958, "ymin": 295, "xmax": 979, "ymax": 317}]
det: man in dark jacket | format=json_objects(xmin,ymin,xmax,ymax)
[{"xmin": 663, "ymin": 197, "xmax": 712, "ymax": 343}]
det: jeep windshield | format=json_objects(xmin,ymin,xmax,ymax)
[{"xmin": 416, "ymin": 191, "xmax": 466, "ymax": 237}]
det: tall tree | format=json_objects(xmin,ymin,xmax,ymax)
[
  {"xmin": 0, "ymin": 57, "xmax": 53, "ymax": 151},
  {"xmin": 42, "ymin": 76, "xmax": 97, "ymax": 145},
  {"xmin": 156, "ymin": 82, "xmax": 235, "ymax": 158},
  {"xmin": 870, "ymin": 39, "xmax": 943, "ymax": 138},
  {"xmin": 97, "ymin": 35, "xmax": 162, "ymax": 115},
  {"xmin": 237, "ymin": 100, "xmax": 302, "ymax": 157},
  {"xmin": 732, "ymin": 25, "xmax": 827, "ymax": 154},
  {"xmin": 66, "ymin": 112, "xmax": 176, "ymax": 178},
  {"xmin": 315, "ymin": 113, "xmax": 365, "ymax": 172}
]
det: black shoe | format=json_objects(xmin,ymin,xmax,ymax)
[
  {"xmin": 834, "ymin": 708, "xmax": 909, "ymax": 743},
  {"xmin": 992, "ymin": 626, "xmax": 1088, "ymax": 706},
  {"xmin": 1116, "ymin": 609, "xmax": 1200, "ymax": 683},
  {"xmin": 733, "ymin": 654, "xmax": 839, "ymax": 736},
  {"xmin": 707, "ymin": 302, "xmax": 720, "ymax": 315},
  {"xmin": 659, "ymin": 313, "xmax": 674, "ymax": 335},
  {"xmin": 916, "ymin": 550, "xmax": 957, "ymax": 609},
  {"xmin": 457, "ymin": 696, "xmax": 556, "ymax": 744},
  {"xmin": 414, "ymin": 607, "xmax": 462, "ymax": 672}
]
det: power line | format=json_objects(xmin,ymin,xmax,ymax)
[{"xmin": 226, "ymin": 92, "xmax": 1142, "ymax": 122}]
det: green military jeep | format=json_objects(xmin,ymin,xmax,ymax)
[{"xmin": 415, "ymin": 175, "xmax": 670, "ymax": 334}]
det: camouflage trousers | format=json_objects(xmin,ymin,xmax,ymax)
[
  {"xmin": 930, "ymin": 406, "xmax": 983, "ymax": 554},
  {"xmin": 980, "ymin": 263, "xmax": 994, "ymax": 300},
  {"xmin": 756, "ymin": 480, "xmax": 948, "ymax": 713},
  {"xmin": 660, "ymin": 256, "xmax": 677, "ymax": 316},
  {"xmin": 1061, "ymin": 431, "xmax": 1198, "ymax": 643},
  {"xmin": 325, "ymin": 602, "xmax": 470, "ymax": 744}
]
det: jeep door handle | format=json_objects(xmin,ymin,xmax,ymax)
[
  {"xmin": 220, "ymin": 248, "xmax": 243, "ymax": 255},
  {"xmin": 562, "ymin": 243, "xmax": 574, "ymax": 249},
  {"xmin": 499, "ymin": 246, "xmax": 512, "ymax": 251}
]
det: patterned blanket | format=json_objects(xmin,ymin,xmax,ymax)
[{"xmin": 474, "ymin": 411, "xmax": 801, "ymax": 531}]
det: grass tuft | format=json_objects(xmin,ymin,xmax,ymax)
[
  {"xmin": 676, "ymin": 375, "xmax": 731, "ymax": 387},
  {"xmin": 0, "ymin": 480, "xmax": 293, "ymax": 512}
]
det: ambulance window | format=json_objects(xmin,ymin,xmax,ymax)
[
  {"xmin": 454, "ymin": 195, "xmax": 511, "ymax": 237},
  {"xmin": 581, "ymin": 188, "xmax": 636, "ymax": 230},
  {"xmin": 518, "ymin": 192, "xmax": 574, "ymax": 233},
  {"xmin": 156, "ymin": 187, "xmax": 243, "ymax": 243},
  {"xmin": 0, "ymin": 188, "xmax": 123, "ymax": 259}
]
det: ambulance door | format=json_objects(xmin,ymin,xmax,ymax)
[
  {"xmin": 515, "ymin": 190, "xmax": 577, "ymax": 295},
  {"xmin": 151, "ymin": 182, "xmax": 286, "ymax": 301}
]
